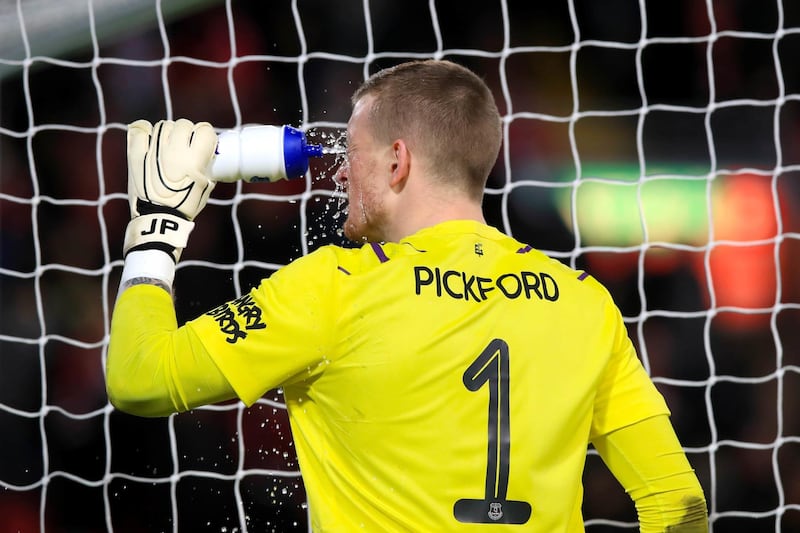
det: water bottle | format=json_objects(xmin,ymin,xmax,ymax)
[{"xmin": 210, "ymin": 125, "xmax": 324, "ymax": 183}]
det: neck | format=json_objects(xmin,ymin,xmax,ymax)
[{"xmin": 385, "ymin": 188, "xmax": 485, "ymax": 242}]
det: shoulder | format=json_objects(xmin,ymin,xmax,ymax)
[
  {"xmin": 505, "ymin": 242, "xmax": 623, "ymax": 320},
  {"xmin": 543, "ymin": 255, "xmax": 610, "ymax": 295},
  {"xmin": 271, "ymin": 242, "xmax": 404, "ymax": 281}
]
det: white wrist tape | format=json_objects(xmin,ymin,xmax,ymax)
[{"xmin": 120, "ymin": 249, "xmax": 176, "ymax": 290}]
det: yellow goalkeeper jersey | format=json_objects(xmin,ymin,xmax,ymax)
[{"xmin": 175, "ymin": 219, "xmax": 670, "ymax": 532}]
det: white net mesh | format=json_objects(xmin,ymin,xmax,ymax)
[{"xmin": 1, "ymin": 0, "xmax": 799, "ymax": 531}]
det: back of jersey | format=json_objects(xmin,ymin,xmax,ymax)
[{"xmin": 285, "ymin": 220, "xmax": 664, "ymax": 532}]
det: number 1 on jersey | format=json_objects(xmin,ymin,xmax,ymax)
[{"xmin": 453, "ymin": 338, "xmax": 532, "ymax": 524}]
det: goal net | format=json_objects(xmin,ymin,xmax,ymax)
[{"xmin": 1, "ymin": 0, "xmax": 799, "ymax": 531}]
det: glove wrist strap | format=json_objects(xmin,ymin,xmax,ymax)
[{"xmin": 124, "ymin": 212, "xmax": 195, "ymax": 262}]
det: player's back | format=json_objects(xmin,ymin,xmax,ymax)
[{"xmin": 285, "ymin": 220, "xmax": 638, "ymax": 532}]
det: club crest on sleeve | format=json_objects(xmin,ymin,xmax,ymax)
[{"xmin": 206, "ymin": 294, "xmax": 266, "ymax": 344}]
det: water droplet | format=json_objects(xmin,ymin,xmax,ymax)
[{"xmin": 322, "ymin": 146, "xmax": 346, "ymax": 156}]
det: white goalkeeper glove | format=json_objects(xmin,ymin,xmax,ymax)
[{"xmin": 123, "ymin": 119, "xmax": 217, "ymax": 263}]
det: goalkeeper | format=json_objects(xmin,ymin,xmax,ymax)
[{"xmin": 107, "ymin": 59, "xmax": 708, "ymax": 532}]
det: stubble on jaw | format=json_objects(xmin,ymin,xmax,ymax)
[{"xmin": 343, "ymin": 181, "xmax": 387, "ymax": 244}]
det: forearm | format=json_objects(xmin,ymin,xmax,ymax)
[
  {"xmin": 107, "ymin": 281, "xmax": 185, "ymax": 416},
  {"xmin": 106, "ymin": 280, "xmax": 236, "ymax": 417},
  {"xmin": 635, "ymin": 474, "xmax": 708, "ymax": 533},
  {"xmin": 593, "ymin": 415, "xmax": 708, "ymax": 532}
]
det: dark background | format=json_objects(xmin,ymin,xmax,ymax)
[{"xmin": 1, "ymin": 0, "xmax": 800, "ymax": 531}]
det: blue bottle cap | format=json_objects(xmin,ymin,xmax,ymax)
[{"xmin": 283, "ymin": 126, "xmax": 324, "ymax": 179}]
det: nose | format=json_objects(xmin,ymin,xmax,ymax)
[{"xmin": 333, "ymin": 159, "xmax": 349, "ymax": 186}]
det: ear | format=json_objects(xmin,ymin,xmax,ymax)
[{"xmin": 389, "ymin": 139, "xmax": 411, "ymax": 190}]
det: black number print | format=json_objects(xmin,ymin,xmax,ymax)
[{"xmin": 453, "ymin": 338, "xmax": 532, "ymax": 524}]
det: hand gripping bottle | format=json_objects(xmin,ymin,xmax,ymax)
[{"xmin": 210, "ymin": 125, "xmax": 324, "ymax": 183}]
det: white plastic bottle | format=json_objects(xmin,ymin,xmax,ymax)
[{"xmin": 210, "ymin": 125, "xmax": 323, "ymax": 183}]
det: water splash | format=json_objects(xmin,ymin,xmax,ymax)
[
  {"xmin": 306, "ymin": 128, "xmax": 347, "ymax": 157},
  {"xmin": 300, "ymin": 127, "xmax": 350, "ymax": 249},
  {"xmin": 322, "ymin": 146, "xmax": 346, "ymax": 156}
]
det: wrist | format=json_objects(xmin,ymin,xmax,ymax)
[{"xmin": 120, "ymin": 249, "xmax": 176, "ymax": 293}]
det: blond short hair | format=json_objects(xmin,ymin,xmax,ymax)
[{"xmin": 352, "ymin": 60, "xmax": 502, "ymax": 200}]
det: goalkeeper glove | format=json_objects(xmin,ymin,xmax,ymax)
[{"xmin": 123, "ymin": 118, "xmax": 217, "ymax": 263}]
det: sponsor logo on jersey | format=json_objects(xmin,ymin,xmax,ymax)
[{"xmin": 206, "ymin": 294, "xmax": 266, "ymax": 343}]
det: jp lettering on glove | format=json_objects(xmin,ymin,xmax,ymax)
[{"xmin": 120, "ymin": 119, "xmax": 217, "ymax": 291}]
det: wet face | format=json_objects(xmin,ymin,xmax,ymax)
[{"xmin": 334, "ymin": 96, "xmax": 390, "ymax": 243}]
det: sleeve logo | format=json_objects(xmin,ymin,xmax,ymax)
[{"xmin": 206, "ymin": 294, "xmax": 266, "ymax": 344}]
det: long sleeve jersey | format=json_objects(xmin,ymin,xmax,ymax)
[{"xmin": 107, "ymin": 220, "xmax": 708, "ymax": 532}]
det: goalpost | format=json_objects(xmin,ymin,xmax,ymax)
[{"xmin": 1, "ymin": 0, "xmax": 799, "ymax": 531}]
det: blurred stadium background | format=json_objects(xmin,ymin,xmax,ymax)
[{"xmin": 1, "ymin": 0, "xmax": 799, "ymax": 531}]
